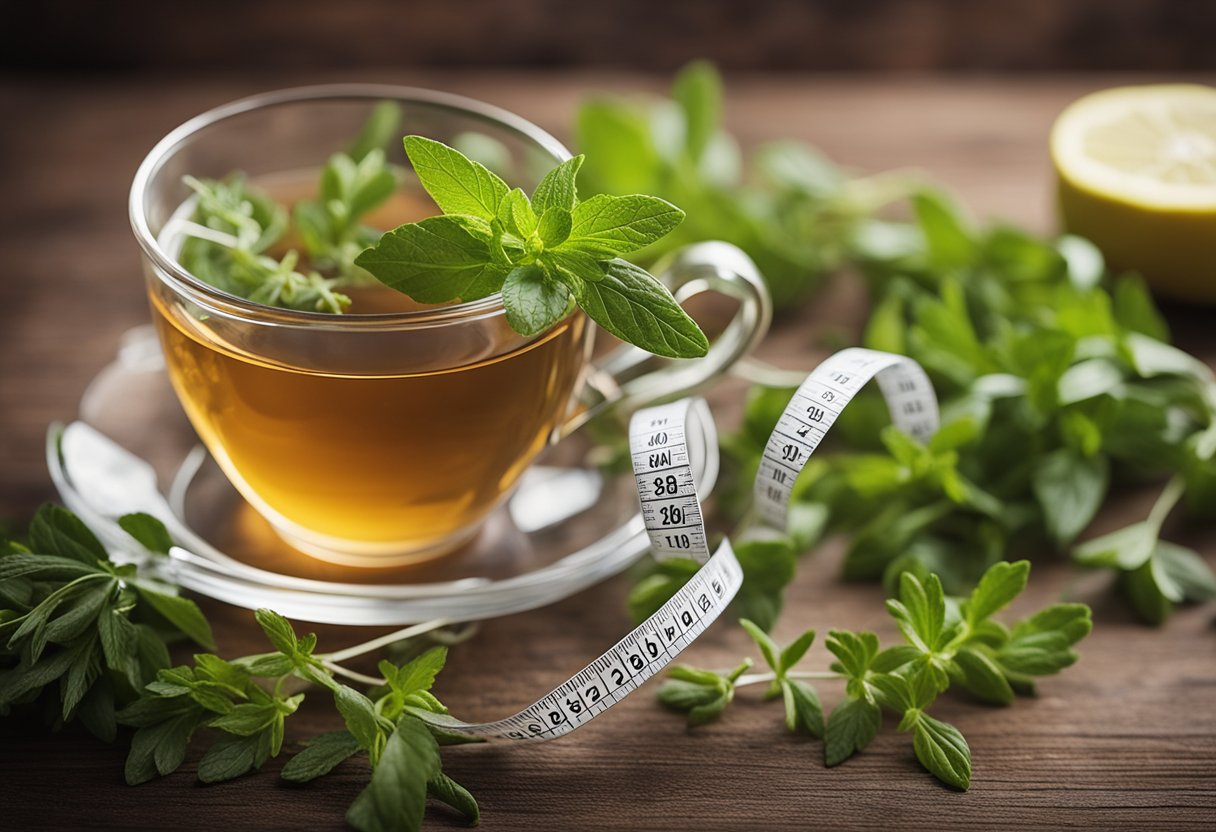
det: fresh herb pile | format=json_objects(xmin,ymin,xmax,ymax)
[
  {"xmin": 1, "ymin": 506, "xmax": 477, "ymax": 831},
  {"xmin": 177, "ymin": 106, "xmax": 708, "ymax": 359},
  {"xmin": 606, "ymin": 64, "xmax": 1216, "ymax": 629}
]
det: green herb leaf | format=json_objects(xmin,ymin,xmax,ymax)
[
  {"xmin": 428, "ymin": 772, "xmax": 481, "ymax": 825},
  {"xmin": 565, "ymin": 194, "xmax": 685, "ymax": 258},
  {"xmin": 1033, "ymin": 450, "xmax": 1109, "ymax": 546},
  {"xmin": 952, "ymin": 646, "xmax": 1014, "ymax": 705},
  {"xmin": 281, "ymin": 730, "xmax": 362, "ymax": 783},
  {"xmin": 824, "ymin": 696, "xmax": 881, "ymax": 766},
  {"xmin": 537, "ymin": 207, "xmax": 573, "ymax": 248},
  {"xmin": 134, "ymin": 584, "xmax": 215, "ymax": 649},
  {"xmin": 355, "ymin": 216, "xmax": 507, "ymax": 303},
  {"xmin": 118, "ymin": 513, "xmax": 174, "ymax": 554},
  {"xmin": 1153, "ymin": 541, "xmax": 1216, "ymax": 602},
  {"xmin": 502, "ymin": 265, "xmax": 571, "ymax": 336},
  {"xmin": 571, "ymin": 258, "xmax": 707, "ymax": 358},
  {"xmin": 962, "ymin": 560, "xmax": 1029, "ymax": 626},
  {"xmin": 333, "ymin": 684, "xmax": 384, "ymax": 753},
  {"xmin": 672, "ymin": 60, "xmax": 722, "ymax": 162},
  {"xmin": 532, "ymin": 155, "xmax": 584, "ymax": 214},
  {"xmin": 739, "ymin": 618, "xmax": 780, "ymax": 674},
  {"xmin": 781, "ymin": 678, "xmax": 824, "ymax": 737},
  {"xmin": 29, "ymin": 504, "xmax": 107, "ymax": 565},
  {"xmin": 348, "ymin": 101, "xmax": 403, "ymax": 163},
  {"xmin": 912, "ymin": 714, "xmax": 971, "ymax": 790},
  {"xmin": 886, "ymin": 571, "xmax": 948, "ymax": 653},
  {"xmin": 346, "ymin": 717, "xmax": 441, "ymax": 832},
  {"xmin": 197, "ymin": 732, "xmax": 265, "ymax": 783},
  {"xmin": 403, "ymin": 135, "xmax": 509, "ymax": 220}
]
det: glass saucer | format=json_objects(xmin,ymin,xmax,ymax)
[{"xmin": 47, "ymin": 326, "xmax": 719, "ymax": 625}]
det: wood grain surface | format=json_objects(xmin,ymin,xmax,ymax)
[{"xmin": 1, "ymin": 72, "xmax": 1214, "ymax": 831}]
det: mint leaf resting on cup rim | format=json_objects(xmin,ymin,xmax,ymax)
[
  {"xmin": 171, "ymin": 106, "xmax": 708, "ymax": 360},
  {"xmin": 356, "ymin": 136, "xmax": 707, "ymax": 359}
]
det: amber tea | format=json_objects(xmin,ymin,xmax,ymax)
[{"xmin": 152, "ymin": 180, "xmax": 591, "ymax": 563}]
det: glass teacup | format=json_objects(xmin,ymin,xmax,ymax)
[{"xmin": 129, "ymin": 85, "xmax": 770, "ymax": 567}]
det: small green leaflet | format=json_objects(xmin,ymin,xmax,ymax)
[
  {"xmin": 912, "ymin": 714, "xmax": 971, "ymax": 790},
  {"xmin": 565, "ymin": 194, "xmax": 685, "ymax": 258},
  {"xmin": 346, "ymin": 717, "xmax": 440, "ymax": 832},
  {"xmin": 281, "ymin": 731, "xmax": 361, "ymax": 782},
  {"xmin": 502, "ymin": 265, "xmax": 572, "ymax": 336},
  {"xmin": 354, "ymin": 216, "xmax": 506, "ymax": 303},
  {"xmin": 403, "ymin": 134, "xmax": 509, "ymax": 220},
  {"xmin": 356, "ymin": 136, "xmax": 707, "ymax": 358},
  {"xmin": 574, "ymin": 260, "xmax": 709, "ymax": 359}
]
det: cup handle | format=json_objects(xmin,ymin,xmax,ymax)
[{"xmin": 561, "ymin": 241, "xmax": 772, "ymax": 438}]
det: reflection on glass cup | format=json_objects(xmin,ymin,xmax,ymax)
[{"xmin": 130, "ymin": 86, "xmax": 770, "ymax": 567}]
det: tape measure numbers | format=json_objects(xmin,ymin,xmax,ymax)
[
  {"xmin": 754, "ymin": 348, "xmax": 939, "ymax": 529},
  {"xmin": 420, "ymin": 348, "xmax": 938, "ymax": 742}
]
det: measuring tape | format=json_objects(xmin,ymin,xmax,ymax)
[{"xmin": 420, "ymin": 348, "xmax": 938, "ymax": 742}]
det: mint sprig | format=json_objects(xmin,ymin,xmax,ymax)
[
  {"xmin": 654, "ymin": 559, "xmax": 1092, "ymax": 791},
  {"xmin": 355, "ymin": 136, "xmax": 708, "ymax": 359}
]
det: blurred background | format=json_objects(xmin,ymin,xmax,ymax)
[
  {"xmin": 4, "ymin": 0, "xmax": 1215, "ymax": 73},
  {"xmin": 1, "ymin": 0, "xmax": 1213, "ymax": 520}
]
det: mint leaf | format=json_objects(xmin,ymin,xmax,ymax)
[
  {"xmin": 673, "ymin": 60, "xmax": 722, "ymax": 162},
  {"xmin": 427, "ymin": 772, "xmax": 480, "ymax": 825},
  {"xmin": 333, "ymin": 684, "xmax": 383, "ymax": 753},
  {"xmin": 532, "ymin": 155, "xmax": 583, "ymax": 214},
  {"xmin": 571, "ymin": 259, "xmax": 707, "ymax": 358},
  {"xmin": 962, "ymin": 560, "xmax": 1029, "ymax": 626},
  {"xmin": 134, "ymin": 584, "xmax": 215, "ymax": 649},
  {"xmin": 778, "ymin": 629, "xmax": 816, "ymax": 674},
  {"xmin": 537, "ymin": 207, "xmax": 573, "ymax": 247},
  {"xmin": 912, "ymin": 191, "xmax": 973, "ymax": 271},
  {"xmin": 118, "ymin": 513, "xmax": 173, "ymax": 554},
  {"xmin": 565, "ymin": 194, "xmax": 685, "ymax": 257},
  {"xmin": 739, "ymin": 618, "xmax": 780, "ymax": 675},
  {"xmin": 912, "ymin": 714, "xmax": 971, "ymax": 790},
  {"xmin": 348, "ymin": 101, "xmax": 402, "ymax": 163},
  {"xmin": 576, "ymin": 101, "xmax": 662, "ymax": 195},
  {"xmin": 1073, "ymin": 521, "xmax": 1156, "ymax": 569},
  {"xmin": 824, "ymin": 696, "xmax": 881, "ymax": 766},
  {"xmin": 383, "ymin": 646, "xmax": 448, "ymax": 697},
  {"xmin": 1033, "ymin": 450, "xmax": 1109, "ymax": 546},
  {"xmin": 498, "ymin": 188, "xmax": 537, "ymax": 238},
  {"xmin": 356, "ymin": 216, "xmax": 507, "ymax": 303},
  {"xmin": 1120, "ymin": 558, "xmax": 1172, "ymax": 625},
  {"xmin": 781, "ymin": 678, "xmax": 824, "ymax": 737},
  {"xmin": 1153, "ymin": 541, "xmax": 1216, "ymax": 602},
  {"xmin": 346, "ymin": 717, "xmax": 440, "ymax": 832},
  {"xmin": 253, "ymin": 608, "xmax": 298, "ymax": 656},
  {"xmin": 886, "ymin": 571, "xmax": 948, "ymax": 653},
  {"xmin": 281, "ymin": 730, "xmax": 361, "ymax": 783},
  {"xmin": 403, "ymin": 135, "xmax": 509, "ymax": 220},
  {"xmin": 825, "ymin": 630, "xmax": 879, "ymax": 682},
  {"xmin": 197, "ymin": 732, "xmax": 265, "ymax": 783},
  {"xmin": 502, "ymin": 265, "xmax": 571, "ymax": 336},
  {"xmin": 29, "ymin": 503, "xmax": 107, "ymax": 565},
  {"xmin": 952, "ymin": 646, "xmax": 1014, "ymax": 705}
]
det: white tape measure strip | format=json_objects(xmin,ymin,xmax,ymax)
[
  {"xmin": 420, "ymin": 348, "xmax": 936, "ymax": 742},
  {"xmin": 753, "ymin": 347, "xmax": 939, "ymax": 530}
]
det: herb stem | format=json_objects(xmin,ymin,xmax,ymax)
[
  {"xmin": 322, "ymin": 661, "xmax": 385, "ymax": 687},
  {"xmin": 320, "ymin": 618, "xmax": 452, "ymax": 663},
  {"xmin": 1147, "ymin": 475, "xmax": 1186, "ymax": 532},
  {"xmin": 734, "ymin": 670, "xmax": 839, "ymax": 687}
]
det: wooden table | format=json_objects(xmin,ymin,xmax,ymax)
[{"xmin": 1, "ymin": 72, "xmax": 1214, "ymax": 831}]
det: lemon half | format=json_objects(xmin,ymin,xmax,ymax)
[{"xmin": 1052, "ymin": 84, "xmax": 1216, "ymax": 302}]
